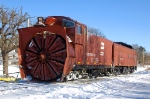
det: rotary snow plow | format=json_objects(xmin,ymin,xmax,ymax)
[{"xmin": 18, "ymin": 17, "xmax": 75, "ymax": 81}]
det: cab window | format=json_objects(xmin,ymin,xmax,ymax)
[
  {"xmin": 77, "ymin": 24, "xmax": 82, "ymax": 34},
  {"xmin": 62, "ymin": 19, "xmax": 75, "ymax": 27}
]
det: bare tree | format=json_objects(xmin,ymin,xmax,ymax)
[
  {"xmin": 0, "ymin": 5, "xmax": 29, "ymax": 75},
  {"xmin": 132, "ymin": 44, "xmax": 150, "ymax": 65},
  {"xmin": 144, "ymin": 51, "xmax": 150, "ymax": 65},
  {"xmin": 132, "ymin": 44, "xmax": 139, "ymax": 51},
  {"xmin": 88, "ymin": 27, "xmax": 106, "ymax": 38}
]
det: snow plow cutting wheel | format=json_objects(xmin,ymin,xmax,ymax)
[{"xmin": 25, "ymin": 33, "xmax": 66, "ymax": 81}]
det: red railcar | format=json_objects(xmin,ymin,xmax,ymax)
[
  {"xmin": 85, "ymin": 34, "xmax": 113, "ymax": 66},
  {"xmin": 18, "ymin": 16, "xmax": 137, "ymax": 81},
  {"xmin": 113, "ymin": 42, "xmax": 137, "ymax": 73}
]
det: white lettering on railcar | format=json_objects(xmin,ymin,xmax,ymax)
[
  {"xmin": 87, "ymin": 53, "xmax": 96, "ymax": 57},
  {"xmin": 101, "ymin": 42, "xmax": 104, "ymax": 49},
  {"xmin": 100, "ymin": 42, "xmax": 104, "ymax": 56},
  {"xmin": 120, "ymin": 58, "xmax": 123, "ymax": 60},
  {"xmin": 100, "ymin": 52, "xmax": 104, "ymax": 56},
  {"xmin": 91, "ymin": 58, "xmax": 98, "ymax": 63}
]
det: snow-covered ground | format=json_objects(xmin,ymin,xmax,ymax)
[
  {"xmin": 0, "ymin": 65, "xmax": 21, "ymax": 78},
  {"xmin": 0, "ymin": 66, "xmax": 150, "ymax": 99}
]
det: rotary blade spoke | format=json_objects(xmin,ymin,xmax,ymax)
[{"xmin": 25, "ymin": 33, "xmax": 66, "ymax": 81}]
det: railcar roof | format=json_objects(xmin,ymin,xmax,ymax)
[
  {"xmin": 114, "ymin": 42, "xmax": 133, "ymax": 49},
  {"xmin": 48, "ymin": 16, "xmax": 87, "ymax": 27}
]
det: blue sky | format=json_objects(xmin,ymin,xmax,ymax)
[{"xmin": 1, "ymin": 0, "xmax": 150, "ymax": 51}]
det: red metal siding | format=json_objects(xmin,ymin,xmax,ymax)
[
  {"xmin": 74, "ymin": 24, "xmax": 87, "ymax": 65},
  {"xmin": 113, "ymin": 43, "xmax": 137, "ymax": 67},
  {"xmin": 86, "ymin": 34, "xmax": 113, "ymax": 66},
  {"xmin": 75, "ymin": 44, "xmax": 84, "ymax": 64},
  {"xmin": 133, "ymin": 50, "xmax": 137, "ymax": 66}
]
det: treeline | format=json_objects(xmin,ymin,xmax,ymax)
[{"xmin": 132, "ymin": 44, "xmax": 150, "ymax": 65}]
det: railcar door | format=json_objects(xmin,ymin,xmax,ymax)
[{"xmin": 75, "ymin": 24, "xmax": 87, "ymax": 65}]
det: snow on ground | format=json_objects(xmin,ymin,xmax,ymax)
[
  {"xmin": 0, "ymin": 65, "xmax": 21, "ymax": 78},
  {"xmin": 0, "ymin": 66, "xmax": 150, "ymax": 99}
]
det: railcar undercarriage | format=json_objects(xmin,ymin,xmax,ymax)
[{"xmin": 64, "ymin": 65, "xmax": 137, "ymax": 81}]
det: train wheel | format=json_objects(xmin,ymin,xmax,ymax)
[
  {"xmin": 104, "ymin": 71, "xmax": 111, "ymax": 76},
  {"xmin": 73, "ymin": 71, "xmax": 79, "ymax": 80},
  {"xmin": 25, "ymin": 33, "xmax": 67, "ymax": 81},
  {"xmin": 130, "ymin": 67, "xmax": 135, "ymax": 73},
  {"xmin": 88, "ymin": 73, "xmax": 93, "ymax": 79},
  {"xmin": 114, "ymin": 67, "xmax": 121, "ymax": 75},
  {"xmin": 66, "ymin": 72, "xmax": 74, "ymax": 81}
]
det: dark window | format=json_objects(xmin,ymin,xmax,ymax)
[
  {"xmin": 77, "ymin": 24, "xmax": 82, "ymax": 34},
  {"xmin": 62, "ymin": 19, "xmax": 75, "ymax": 27}
]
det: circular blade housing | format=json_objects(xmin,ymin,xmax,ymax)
[{"xmin": 25, "ymin": 33, "xmax": 66, "ymax": 81}]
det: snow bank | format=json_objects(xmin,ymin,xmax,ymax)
[
  {"xmin": 0, "ymin": 65, "xmax": 20, "ymax": 78},
  {"xmin": 0, "ymin": 66, "xmax": 150, "ymax": 99}
]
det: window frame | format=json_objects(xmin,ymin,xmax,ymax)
[
  {"xmin": 62, "ymin": 19, "xmax": 75, "ymax": 28},
  {"xmin": 84, "ymin": 27, "xmax": 87, "ymax": 34},
  {"xmin": 77, "ymin": 24, "xmax": 82, "ymax": 35}
]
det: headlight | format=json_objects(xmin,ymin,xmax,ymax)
[{"xmin": 37, "ymin": 17, "xmax": 44, "ymax": 24}]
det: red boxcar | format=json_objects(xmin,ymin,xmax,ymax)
[
  {"xmin": 85, "ymin": 34, "xmax": 113, "ymax": 66},
  {"xmin": 113, "ymin": 42, "xmax": 137, "ymax": 73},
  {"xmin": 113, "ymin": 42, "xmax": 137, "ymax": 67}
]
